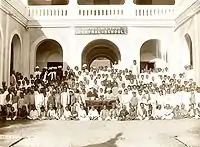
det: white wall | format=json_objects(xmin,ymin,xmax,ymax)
[{"xmin": 0, "ymin": 7, "xmax": 27, "ymax": 85}]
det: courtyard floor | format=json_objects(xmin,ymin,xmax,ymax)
[{"xmin": 0, "ymin": 119, "xmax": 200, "ymax": 147}]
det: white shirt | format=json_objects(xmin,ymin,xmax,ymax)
[
  {"xmin": 78, "ymin": 109, "xmax": 87, "ymax": 119},
  {"xmin": 88, "ymin": 109, "xmax": 99, "ymax": 118},
  {"xmin": 64, "ymin": 110, "xmax": 72, "ymax": 119},
  {"xmin": 35, "ymin": 93, "xmax": 44, "ymax": 108}
]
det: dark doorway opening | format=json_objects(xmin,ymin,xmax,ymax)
[
  {"xmin": 47, "ymin": 62, "xmax": 63, "ymax": 68},
  {"xmin": 140, "ymin": 62, "xmax": 154, "ymax": 72}
]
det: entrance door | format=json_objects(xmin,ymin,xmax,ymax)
[
  {"xmin": 140, "ymin": 62, "xmax": 154, "ymax": 72},
  {"xmin": 47, "ymin": 62, "xmax": 63, "ymax": 68}
]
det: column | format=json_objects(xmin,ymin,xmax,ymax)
[
  {"xmin": 22, "ymin": 31, "xmax": 30, "ymax": 78},
  {"xmin": 194, "ymin": 14, "xmax": 200, "ymax": 84},
  {"xmin": 68, "ymin": 0, "xmax": 78, "ymax": 5},
  {"xmin": 125, "ymin": 0, "xmax": 133, "ymax": 5},
  {"xmin": 0, "ymin": 34, "xmax": 3, "ymax": 87},
  {"xmin": 3, "ymin": 14, "xmax": 10, "ymax": 85}
]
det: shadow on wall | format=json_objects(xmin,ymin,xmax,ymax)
[{"xmin": 82, "ymin": 133, "xmax": 123, "ymax": 147}]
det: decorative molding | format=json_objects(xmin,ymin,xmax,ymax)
[
  {"xmin": 75, "ymin": 26, "xmax": 128, "ymax": 35},
  {"xmin": 0, "ymin": 0, "xmax": 28, "ymax": 27},
  {"xmin": 175, "ymin": 0, "xmax": 200, "ymax": 30}
]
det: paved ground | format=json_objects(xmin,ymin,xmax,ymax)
[{"xmin": 0, "ymin": 119, "xmax": 200, "ymax": 147}]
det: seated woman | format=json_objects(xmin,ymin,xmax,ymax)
[
  {"xmin": 47, "ymin": 104, "xmax": 58, "ymax": 120},
  {"xmin": 88, "ymin": 106, "xmax": 99, "ymax": 120},
  {"xmin": 28, "ymin": 105, "xmax": 39, "ymax": 120},
  {"xmin": 163, "ymin": 104, "xmax": 174, "ymax": 120},
  {"xmin": 78, "ymin": 105, "xmax": 89, "ymax": 121},
  {"xmin": 100, "ymin": 105, "xmax": 110, "ymax": 121},
  {"xmin": 118, "ymin": 105, "xmax": 129, "ymax": 121}
]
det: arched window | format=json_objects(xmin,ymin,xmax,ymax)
[{"xmin": 185, "ymin": 34, "xmax": 193, "ymax": 66}]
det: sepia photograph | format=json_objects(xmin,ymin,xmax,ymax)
[{"xmin": 0, "ymin": 0, "xmax": 200, "ymax": 146}]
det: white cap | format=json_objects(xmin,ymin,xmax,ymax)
[
  {"xmin": 83, "ymin": 64, "xmax": 87, "ymax": 67},
  {"xmin": 58, "ymin": 66, "xmax": 62, "ymax": 68},
  {"xmin": 36, "ymin": 66, "xmax": 39, "ymax": 68},
  {"xmin": 44, "ymin": 67, "xmax": 47, "ymax": 69}
]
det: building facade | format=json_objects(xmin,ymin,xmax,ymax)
[{"xmin": 0, "ymin": 0, "xmax": 200, "ymax": 86}]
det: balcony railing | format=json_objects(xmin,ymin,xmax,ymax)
[{"xmin": 28, "ymin": 5, "xmax": 175, "ymax": 20}]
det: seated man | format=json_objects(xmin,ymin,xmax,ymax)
[
  {"xmin": 63, "ymin": 105, "xmax": 72, "ymax": 120},
  {"xmin": 180, "ymin": 104, "xmax": 189, "ymax": 119},
  {"xmin": 173, "ymin": 105, "xmax": 181, "ymax": 119},
  {"xmin": 188, "ymin": 103, "xmax": 196, "ymax": 118},
  {"xmin": 137, "ymin": 103, "xmax": 147, "ymax": 120},
  {"xmin": 39, "ymin": 106, "xmax": 47, "ymax": 120},
  {"xmin": 71, "ymin": 106, "xmax": 79, "ymax": 120},
  {"xmin": 88, "ymin": 106, "xmax": 99, "ymax": 120},
  {"xmin": 128, "ymin": 105, "xmax": 137, "ymax": 120},
  {"xmin": 155, "ymin": 105, "xmax": 163, "ymax": 120},
  {"xmin": 118, "ymin": 105, "xmax": 129, "ymax": 121},
  {"xmin": 163, "ymin": 104, "xmax": 174, "ymax": 120},
  {"xmin": 100, "ymin": 105, "xmax": 110, "ymax": 121},
  {"xmin": 195, "ymin": 103, "xmax": 200, "ymax": 119},
  {"xmin": 47, "ymin": 104, "xmax": 58, "ymax": 120},
  {"xmin": 109, "ymin": 103, "xmax": 119, "ymax": 120},
  {"xmin": 28, "ymin": 105, "xmax": 39, "ymax": 120},
  {"xmin": 78, "ymin": 105, "xmax": 89, "ymax": 121}
]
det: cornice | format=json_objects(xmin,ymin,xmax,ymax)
[
  {"xmin": 175, "ymin": 0, "xmax": 200, "ymax": 30},
  {"xmin": 0, "ymin": 0, "xmax": 28, "ymax": 27},
  {"xmin": 28, "ymin": 18, "xmax": 175, "ymax": 28}
]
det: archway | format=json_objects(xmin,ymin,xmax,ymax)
[
  {"xmin": 140, "ymin": 39, "xmax": 161, "ymax": 71},
  {"xmin": 78, "ymin": 0, "xmax": 125, "ymax": 5},
  {"xmin": 133, "ymin": 0, "xmax": 175, "ymax": 5},
  {"xmin": 185, "ymin": 34, "xmax": 193, "ymax": 66},
  {"xmin": 36, "ymin": 39, "xmax": 63, "ymax": 69},
  {"xmin": 10, "ymin": 34, "xmax": 21, "ymax": 73},
  {"xmin": 28, "ymin": 0, "xmax": 69, "ymax": 5},
  {"xmin": 82, "ymin": 39, "xmax": 121, "ymax": 69}
]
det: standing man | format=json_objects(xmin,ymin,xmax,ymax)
[{"xmin": 131, "ymin": 60, "xmax": 139, "ymax": 75}]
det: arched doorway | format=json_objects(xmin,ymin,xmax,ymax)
[
  {"xmin": 82, "ymin": 39, "xmax": 121, "ymax": 69},
  {"xmin": 133, "ymin": 0, "xmax": 175, "ymax": 5},
  {"xmin": 10, "ymin": 34, "xmax": 21, "ymax": 73},
  {"xmin": 36, "ymin": 39, "xmax": 63, "ymax": 69},
  {"xmin": 78, "ymin": 0, "xmax": 125, "ymax": 5},
  {"xmin": 185, "ymin": 34, "xmax": 193, "ymax": 66},
  {"xmin": 140, "ymin": 39, "xmax": 161, "ymax": 71},
  {"xmin": 28, "ymin": 0, "xmax": 69, "ymax": 5}
]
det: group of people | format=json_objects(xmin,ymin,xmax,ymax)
[{"xmin": 0, "ymin": 60, "xmax": 200, "ymax": 121}]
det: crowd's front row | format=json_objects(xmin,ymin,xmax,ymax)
[{"xmin": 1, "ymin": 92, "xmax": 200, "ymax": 121}]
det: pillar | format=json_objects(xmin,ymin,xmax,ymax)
[{"xmin": 194, "ymin": 14, "xmax": 200, "ymax": 84}]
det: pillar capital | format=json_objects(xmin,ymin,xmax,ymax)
[
  {"xmin": 124, "ymin": 0, "xmax": 133, "ymax": 5},
  {"xmin": 68, "ymin": 0, "xmax": 78, "ymax": 5}
]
